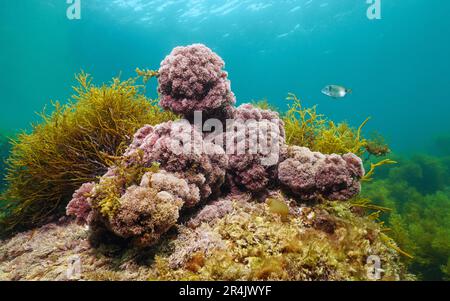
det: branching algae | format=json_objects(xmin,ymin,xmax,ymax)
[{"xmin": 0, "ymin": 73, "xmax": 176, "ymax": 236}]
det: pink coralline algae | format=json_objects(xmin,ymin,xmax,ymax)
[
  {"xmin": 158, "ymin": 44, "xmax": 235, "ymax": 118},
  {"xmin": 124, "ymin": 120, "xmax": 228, "ymax": 207},
  {"xmin": 225, "ymin": 104, "xmax": 286, "ymax": 192},
  {"xmin": 278, "ymin": 146, "xmax": 365, "ymax": 201},
  {"xmin": 232, "ymin": 104, "xmax": 286, "ymax": 138},
  {"xmin": 83, "ymin": 169, "xmax": 195, "ymax": 247},
  {"xmin": 108, "ymin": 177, "xmax": 185, "ymax": 247},
  {"xmin": 187, "ymin": 199, "xmax": 234, "ymax": 229},
  {"xmin": 66, "ymin": 182, "xmax": 95, "ymax": 224},
  {"xmin": 68, "ymin": 121, "xmax": 228, "ymax": 247},
  {"xmin": 67, "ymin": 44, "xmax": 367, "ymax": 249},
  {"xmin": 168, "ymin": 224, "xmax": 227, "ymax": 268}
]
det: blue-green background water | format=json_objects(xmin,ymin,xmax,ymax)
[{"xmin": 1, "ymin": 0, "xmax": 450, "ymax": 153}]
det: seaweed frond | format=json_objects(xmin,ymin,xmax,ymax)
[
  {"xmin": 380, "ymin": 233, "xmax": 414, "ymax": 259},
  {"xmin": 0, "ymin": 133, "xmax": 11, "ymax": 192},
  {"xmin": 251, "ymin": 99, "xmax": 279, "ymax": 112},
  {"xmin": 362, "ymin": 159, "xmax": 398, "ymax": 182},
  {"xmin": 91, "ymin": 159, "xmax": 155, "ymax": 220},
  {"xmin": 0, "ymin": 72, "xmax": 176, "ymax": 236},
  {"xmin": 283, "ymin": 93, "xmax": 369, "ymax": 156},
  {"xmin": 136, "ymin": 68, "xmax": 159, "ymax": 84},
  {"xmin": 283, "ymin": 93, "xmax": 326, "ymax": 149},
  {"xmin": 350, "ymin": 197, "xmax": 392, "ymax": 213}
]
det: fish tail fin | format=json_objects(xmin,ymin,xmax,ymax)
[{"xmin": 346, "ymin": 88, "xmax": 352, "ymax": 94}]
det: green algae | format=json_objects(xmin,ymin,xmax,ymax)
[
  {"xmin": 363, "ymin": 151, "xmax": 450, "ymax": 280},
  {"xmin": 283, "ymin": 93, "xmax": 370, "ymax": 156},
  {"xmin": 149, "ymin": 200, "xmax": 412, "ymax": 281},
  {"xmin": 0, "ymin": 132, "xmax": 10, "ymax": 192},
  {"xmin": 91, "ymin": 160, "xmax": 158, "ymax": 220},
  {"xmin": 266, "ymin": 197, "xmax": 290, "ymax": 219}
]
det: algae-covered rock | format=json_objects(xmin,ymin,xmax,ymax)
[
  {"xmin": 0, "ymin": 44, "xmax": 412, "ymax": 281},
  {"xmin": 0, "ymin": 195, "xmax": 413, "ymax": 281},
  {"xmin": 151, "ymin": 194, "xmax": 413, "ymax": 281},
  {"xmin": 0, "ymin": 74, "xmax": 177, "ymax": 236}
]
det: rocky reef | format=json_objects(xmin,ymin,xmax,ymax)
[
  {"xmin": 0, "ymin": 44, "xmax": 413, "ymax": 281},
  {"xmin": 0, "ymin": 196, "xmax": 412, "ymax": 281},
  {"xmin": 66, "ymin": 44, "xmax": 366, "ymax": 249}
]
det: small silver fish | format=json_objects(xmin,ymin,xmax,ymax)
[{"xmin": 321, "ymin": 85, "xmax": 352, "ymax": 99}]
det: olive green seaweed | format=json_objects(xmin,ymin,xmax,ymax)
[
  {"xmin": 283, "ymin": 93, "xmax": 370, "ymax": 156},
  {"xmin": 150, "ymin": 200, "xmax": 411, "ymax": 281},
  {"xmin": 0, "ymin": 72, "xmax": 176, "ymax": 236},
  {"xmin": 0, "ymin": 133, "xmax": 11, "ymax": 191},
  {"xmin": 363, "ymin": 151, "xmax": 450, "ymax": 280}
]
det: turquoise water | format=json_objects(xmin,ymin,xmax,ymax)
[{"xmin": 1, "ymin": 0, "xmax": 450, "ymax": 152}]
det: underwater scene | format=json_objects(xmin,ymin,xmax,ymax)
[{"xmin": 0, "ymin": 0, "xmax": 449, "ymax": 282}]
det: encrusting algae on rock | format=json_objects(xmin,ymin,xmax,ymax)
[
  {"xmin": 0, "ymin": 44, "xmax": 413, "ymax": 281},
  {"xmin": 150, "ymin": 197, "xmax": 413, "ymax": 281},
  {"xmin": 0, "ymin": 196, "xmax": 413, "ymax": 281}
]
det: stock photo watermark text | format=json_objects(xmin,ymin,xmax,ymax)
[
  {"xmin": 67, "ymin": 0, "xmax": 81, "ymax": 20},
  {"xmin": 367, "ymin": 0, "xmax": 382, "ymax": 20}
]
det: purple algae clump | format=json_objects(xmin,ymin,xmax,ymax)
[
  {"xmin": 66, "ymin": 120, "xmax": 228, "ymax": 247},
  {"xmin": 158, "ymin": 44, "xmax": 236, "ymax": 118},
  {"xmin": 66, "ymin": 44, "xmax": 366, "ymax": 248},
  {"xmin": 108, "ymin": 177, "xmax": 185, "ymax": 247},
  {"xmin": 124, "ymin": 120, "xmax": 228, "ymax": 207},
  {"xmin": 225, "ymin": 104, "xmax": 286, "ymax": 193},
  {"xmin": 187, "ymin": 199, "xmax": 234, "ymax": 229},
  {"xmin": 278, "ymin": 146, "xmax": 365, "ymax": 201},
  {"xmin": 66, "ymin": 182, "xmax": 95, "ymax": 225}
]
